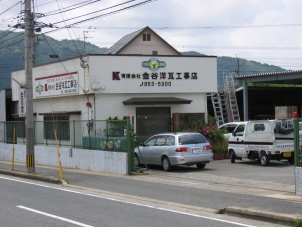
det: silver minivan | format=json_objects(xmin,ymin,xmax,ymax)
[{"xmin": 134, "ymin": 132, "xmax": 213, "ymax": 171}]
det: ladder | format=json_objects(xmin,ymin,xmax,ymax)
[
  {"xmin": 211, "ymin": 75, "xmax": 240, "ymax": 125},
  {"xmin": 225, "ymin": 75, "xmax": 240, "ymax": 122},
  {"xmin": 211, "ymin": 93, "xmax": 225, "ymax": 127}
]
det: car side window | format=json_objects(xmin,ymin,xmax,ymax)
[
  {"xmin": 155, "ymin": 136, "xmax": 166, "ymax": 146},
  {"xmin": 234, "ymin": 125, "xmax": 245, "ymax": 136},
  {"xmin": 145, "ymin": 137, "xmax": 156, "ymax": 146},
  {"xmin": 166, "ymin": 136, "xmax": 175, "ymax": 146}
]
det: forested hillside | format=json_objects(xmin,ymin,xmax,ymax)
[
  {"xmin": 0, "ymin": 31, "xmax": 286, "ymax": 90},
  {"xmin": 182, "ymin": 51, "xmax": 285, "ymax": 87}
]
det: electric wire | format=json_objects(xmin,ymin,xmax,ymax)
[
  {"xmin": 54, "ymin": 0, "xmax": 82, "ymax": 54},
  {"xmin": 44, "ymin": 0, "xmax": 100, "ymax": 16},
  {"xmin": 50, "ymin": 0, "xmax": 139, "ymax": 25},
  {"xmin": 0, "ymin": 1, "xmax": 301, "ymax": 70},
  {"xmin": 0, "ymin": 1, "xmax": 21, "ymax": 17}
]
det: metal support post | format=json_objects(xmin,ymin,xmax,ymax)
[{"xmin": 126, "ymin": 120, "xmax": 132, "ymax": 175}]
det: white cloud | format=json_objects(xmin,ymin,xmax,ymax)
[{"xmin": 1, "ymin": 0, "xmax": 301, "ymax": 70}]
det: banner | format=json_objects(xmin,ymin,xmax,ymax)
[
  {"xmin": 35, "ymin": 72, "xmax": 79, "ymax": 97},
  {"xmin": 19, "ymin": 88, "xmax": 26, "ymax": 117}
]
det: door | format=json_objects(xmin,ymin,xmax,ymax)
[
  {"xmin": 136, "ymin": 107, "xmax": 171, "ymax": 142},
  {"xmin": 231, "ymin": 124, "xmax": 246, "ymax": 157}
]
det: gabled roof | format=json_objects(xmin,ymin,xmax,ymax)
[
  {"xmin": 105, "ymin": 26, "xmax": 180, "ymax": 55},
  {"xmin": 105, "ymin": 28, "xmax": 145, "ymax": 54}
]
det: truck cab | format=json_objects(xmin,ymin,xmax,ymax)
[{"xmin": 228, "ymin": 120, "xmax": 294, "ymax": 166}]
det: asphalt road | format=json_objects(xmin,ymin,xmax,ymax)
[
  {"xmin": 0, "ymin": 176, "xmax": 258, "ymax": 227},
  {"xmin": 58, "ymin": 159, "xmax": 301, "ymax": 215},
  {"xmin": 1, "ymin": 159, "xmax": 301, "ymax": 226}
]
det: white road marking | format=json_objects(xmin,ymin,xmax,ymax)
[
  {"xmin": 17, "ymin": 205, "xmax": 93, "ymax": 227},
  {"xmin": 1, "ymin": 176, "xmax": 256, "ymax": 227}
]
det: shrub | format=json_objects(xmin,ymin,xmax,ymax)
[
  {"xmin": 294, "ymin": 219, "xmax": 302, "ymax": 227},
  {"xmin": 182, "ymin": 116, "xmax": 228, "ymax": 153}
]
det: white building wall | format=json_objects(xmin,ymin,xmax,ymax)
[
  {"xmin": 118, "ymin": 28, "xmax": 179, "ymax": 55},
  {"xmin": 12, "ymin": 57, "xmax": 89, "ymax": 102},
  {"xmin": 11, "ymin": 55, "xmax": 216, "ymax": 137},
  {"xmin": 93, "ymin": 93, "xmax": 206, "ymax": 127}
]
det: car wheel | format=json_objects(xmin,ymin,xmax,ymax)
[
  {"xmin": 134, "ymin": 154, "xmax": 140, "ymax": 167},
  {"xmin": 260, "ymin": 153, "xmax": 270, "ymax": 166},
  {"xmin": 162, "ymin": 157, "xmax": 172, "ymax": 172},
  {"xmin": 287, "ymin": 157, "xmax": 294, "ymax": 164},
  {"xmin": 196, "ymin": 163, "xmax": 206, "ymax": 169},
  {"xmin": 230, "ymin": 150, "xmax": 235, "ymax": 163}
]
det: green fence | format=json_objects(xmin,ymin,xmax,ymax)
[{"xmin": 0, "ymin": 120, "xmax": 130, "ymax": 152}]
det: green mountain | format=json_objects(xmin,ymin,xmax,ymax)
[
  {"xmin": 182, "ymin": 51, "xmax": 286, "ymax": 88},
  {"xmin": 0, "ymin": 31, "xmax": 286, "ymax": 90}
]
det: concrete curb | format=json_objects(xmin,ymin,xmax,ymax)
[
  {"xmin": 222, "ymin": 206, "xmax": 302, "ymax": 226},
  {"xmin": 0, "ymin": 169, "xmax": 67, "ymax": 185}
]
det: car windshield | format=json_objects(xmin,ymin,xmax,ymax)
[{"xmin": 178, "ymin": 134, "xmax": 207, "ymax": 145}]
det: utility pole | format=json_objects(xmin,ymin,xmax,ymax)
[{"xmin": 24, "ymin": 0, "xmax": 35, "ymax": 173}]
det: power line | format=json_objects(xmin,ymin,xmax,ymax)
[
  {"xmin": 53, "ymin": 0, "xmax": 82, "ymax": 54},
  {"xmin": 0, "ymin": 1, "xmax": 21, "ymax": 16},
  {"xmin": 44, "ymin": 0, "xmax": 100, "ymax": 16},
  {"xmin": 70, "ymin": 24, "xmax": 302, "ymax": 30},
  {"xmin": 50, "ymin": 0, "xmax": 139, "ymax": 26}
]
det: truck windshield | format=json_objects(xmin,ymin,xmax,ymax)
[{"xmin": 234, "ymin": 125, "xmax": 245, "ymax": 136}]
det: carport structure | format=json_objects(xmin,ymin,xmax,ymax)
[{"xmin": 234, "ymin": 70, "xmax": 302, "ymax": 120}]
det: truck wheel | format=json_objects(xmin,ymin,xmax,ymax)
[
  {"xmin": 260, "ymin": 153, "xmax": 270, "ymax": 166},
  {"xmin": 287, "ymin": 157, "xmax": 294, "ymax": 164},
  {"xmin": 230, "ymin": 151, "xmax": 235, "ymax": 163}
]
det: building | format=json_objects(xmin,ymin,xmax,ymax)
[{"xmin": 11, "ymin": 27, "xmax": 217, "ymax": 144}]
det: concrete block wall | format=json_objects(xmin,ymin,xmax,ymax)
[{"xmin": 0, "ymin": 143, "xmax": 128, "ymax": 175}]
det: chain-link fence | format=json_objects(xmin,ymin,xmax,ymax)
[{"xmin": 0, "ymin": 120, "xmax": 129, "ymax": 152}]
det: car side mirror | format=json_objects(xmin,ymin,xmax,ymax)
[{"xmin": 232, "ymin": 132, "xmax": 235, "ymax": 136}]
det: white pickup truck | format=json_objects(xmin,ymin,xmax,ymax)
[{"xmin": 228, "ymin": 120, "xmax": 294, "ymax": 166}]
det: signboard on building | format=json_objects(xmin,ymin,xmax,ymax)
[
  {"xmin": 89, "ymin": 55, "xmax": 217, "ymax": 94},
  {"xmin": 35, "ymin": 72, "xmax": 79, "ymax": 98},
  {"xmin": 18, "ymin": 88, "xmax": 26, "ymax": 117}
]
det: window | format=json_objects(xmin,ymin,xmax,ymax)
[
  {"xmin": 145, "ymin": 137, "xmax": 156, "ymax": 146},
  {"xmin": 166, "ymin": 136, "xmax": 175, "ymax": 146},
  {"xmin": 155, "ymin": 136, "xmax": 166, "ymax": 146},
  {"xmin": 234, "ymin": 125, "xmax": 245, "ymax": 136},
  {"xmin": 152, "ymin": 51, "xmax": 158, "ymax": 56},
  {"xmin": 143, "ymin": 33, "xmax": 151, "ymax": 41},
  {"xmin": 179, "ymin": 134, "xmax": 207, "ymax": 145},
  {"xmin": 44, "ymin": 116, "xmax": 70, "ymax": 141},
  {"xmin": 254, "ymin": 124, "xmax": 265, "ymax": 131}
]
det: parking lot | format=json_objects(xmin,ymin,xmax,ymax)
[{"xmin": 140, "ymin": 159, "xmax": 296, "ymax": 194}]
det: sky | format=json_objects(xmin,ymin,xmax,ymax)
[{"xmin": 1, "ymin": 0, "xmax": 302, "ymax": 72}]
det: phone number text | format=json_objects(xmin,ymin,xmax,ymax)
[{"xmin": 140, "ymin": 81, "xmax": 172, "ymax": 86}]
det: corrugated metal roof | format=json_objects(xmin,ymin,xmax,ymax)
[
  {"xmin": 105, "ymin": 28, "xmax": 145, "ymax": 54},
  {"xmin": 235, "ymin": 69, "xmax": 302, "ymax": 79}
]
